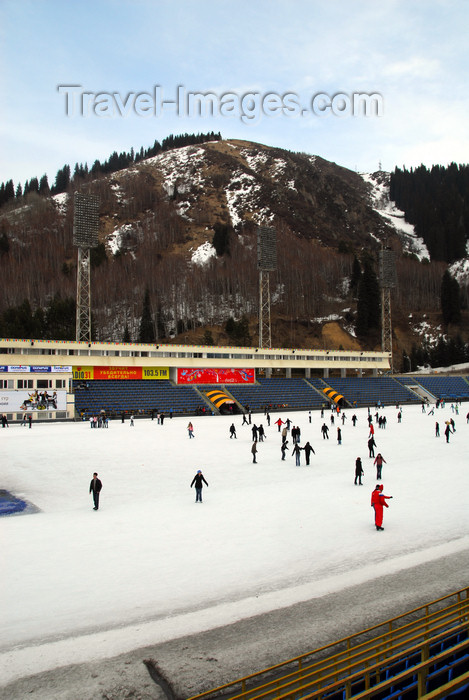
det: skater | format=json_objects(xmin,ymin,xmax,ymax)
[
  {"xmin": 258, "ymin": 424, "xmax": 265, "ymax": 442},
  {"xmin": 130, "ymin": 414, "xmax": 134, "ymax": 426},
  {"xmin": 251, "ymin": 441, "xmax": 258, "ymax": 463},
  {"xmin": 308, "ymin": 411, "xmax": 312, "ymax": 423},
  {"xmin": 251, "ymin": 424, "xmax": 258, "ymax": 442},
  {"xmin": 292, "ymin": 442, "xmax": 302, "ymax": 466},
  {"xmin": 281, "ymin": 440, "xmax": 289, "ymax": 461},
  {"xmin": 444, "ymin": 423, "xmax": 452, "ymax": 443},
  {"xmin": 303, "ymin": 441, "xmax": 315, "ymax": 465},
  {"xmin": 337, "ymin": 427, "xmax": 342, "ymax": 445},
  {"xmin": 281, "ymin": 426, "xmax": 288, "ymax": 444},
  {"xmin": 374, "ymin": 453, "xmax": 386, "ymax": 479},
  {"xmin": 368, "ymin": 435, "xmax": 376, "ymax": 458},
  {"xmin": 187, "ymin": 421, "xmax": 194, "ymax": 438},
  {"xmin": 354, "ymin": 457, "xmax": 364, "ymax": 485},
  {"xmin": 89, "ymin": 472, "xmax": 102, "ymax": 510},
  {"xmin": 435, "ymin": 421, "xmax": 440, "ymax": 437},
  {"xmin": 275, "ymin": 417, "xmax": 284, "ymax": 432},
  {"xmin": 242, "ymin": 412, "xmax": 249, "ymax": 425},
  {"xmin": 266, "ymin": 413, "xmax": 270, "ymax": 427},
  {"xmin": 229, "ymin": 423, "xmax": 237, "ymax": 439},
  {"xmin": 321, "ymin": 423, "xmax": 329, "ymax": 440},
  {"xmin": 351, "ymin": 414, "xmax": 358, "ymax": 426},
  {"xmin": 28, "ymin": 414, "xmax": 32, "ymax": 428},
  {"xmin": 191, "ymin": 469, "xmax": 208, "ymax": 503},
  {"xmin": 397, "ymin": 411, "xmax": 402, "ymax": 423},
  {"xmin": 371, "ymin": 484, "xmax": 392, "ymax": 530}
]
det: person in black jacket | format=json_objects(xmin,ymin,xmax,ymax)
[
  {"xmin": 354, "ymin": 457, "xmax": 364, "ymax": 485},
  {"xmin": 303, "ymin": 441, "xmax": 315, "ymax": 465},
  {"xmin": 191, "ymin": 470, "xmax": 208, "ymax": 503},
  {"xmin": 89, "ymin": 472, "xmax": 102, "ymax": 510},
  {"xmin": 368, "ymin": 436, "xmax": 376, "ymax": 457}
]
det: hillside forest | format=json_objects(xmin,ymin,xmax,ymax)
[{"xmin": 0, "ymin": 134, "xmax": 468, "ymax": 371}]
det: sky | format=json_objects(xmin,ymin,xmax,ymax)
[
  {"xmin": 0, "ymin": 401, "xmax": 468, "ymax": 689},
  {"xmin": 1, "ymin": 0, "xmax": 469, "ymax": 188}
]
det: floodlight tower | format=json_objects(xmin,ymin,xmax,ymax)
[
  {"xmin": 257, "ymin": 226, "xmax": 277, "ymax": 348},
  {"xmin": 379, "ymin": 247, "xmax": 397, "ymax": 369},
  {"xmin": 73, "ymin": 193, "xmax": 100, "ymax": 342}
]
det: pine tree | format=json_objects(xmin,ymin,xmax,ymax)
[
  {"xmin": 122, "ymin": 323, "xmax": 131, "ymax": 342},
  {"xmin": 138, "ymin": 288, "xmax": 156, "ymax": 342},
  {"xmin": 441, "ymin": 270, "xmax": 461, "ymax": 325},
  {"xmin": 212, "ymin": 223, "xmax": 231, "ymax": 256},
  {"xmin": 39, "ymin": 174, "xmax": 50, "ymax": 196},
  {"xmin": 44, "ymin": 295, "xmax": 76, "ymax": 339},
  {"xmin": 356, "ymin": 259, "xmax": 380, "ymax": 336},
  {"xmin": 349, "ymin": 256, "xmax": 361, "ymax": 294},
  {"xmin": 52, "ymin": 165, "xmax": 70, "ymax": 194}
]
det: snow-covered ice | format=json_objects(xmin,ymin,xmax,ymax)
[{"xmin": 0, "ymin": 402, "xmax": 468, "ymax": 689}]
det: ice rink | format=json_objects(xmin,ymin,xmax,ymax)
[{"xmin": 1, "ymin": 402, "xmax": 468, "ymax": 697}]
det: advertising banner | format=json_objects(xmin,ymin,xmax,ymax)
[
  {"xmin": 177, "ymin": 368, "xmax": 255, "ymax": 384},
  {"xmin": 0, "ymin": 390, "xmax": 67, "ymax": 412},
  {"xmin": 73, "ymin": 366, "xmax": 169, "ymax": 381},
  {"xmin": 0, "ymin": 365, "xmax": 72, "ymax": 373}
]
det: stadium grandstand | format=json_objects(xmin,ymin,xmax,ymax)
[
  {"xmin": 186, "ymin": 587, "xmax": 469, "ymax": 700},
  {"xmin": 0, "ymin": 338, "xmax": 467, "ymax": 422}
]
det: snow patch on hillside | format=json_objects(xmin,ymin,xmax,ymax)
[
  {"xmin": 409, "ymin": 314, "xmax": 444, "ymax": 347},
  {"xmin": 361, "ymin": 172, "xmax": 430, "ymax": 261},
  {"xmin": 107, "ymin": 223, "xmax": 134, "ymax": 255},
  {"xmin": 191, "ymin": 241, "xmax": 216, "ymax": 266},
  {"xmin": 52, "ymin": 192, "xmax": 69, "ymax": 215},
  {"xmin": 146, "ymin": 146, "xmax": 206, "ymax": 209},
  {"xmin": 241, "ymin": 149, "xmax": 269, "ymax": 172},
  {"xmin": 449, "ymin": 257, "xmax": 469, "ymax": 286},
  {"xmin": 225, "ymin": 170, "xmax": 274, "ymax": 227}
]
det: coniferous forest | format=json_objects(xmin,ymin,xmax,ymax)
[{"xmin": 390, "ymin": 163, "xmax": 469, "ymax": 263}]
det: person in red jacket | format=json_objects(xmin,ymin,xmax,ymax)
[{"xmin": 371, "ymin": 484, "xmax": 392, "ymax": 531}]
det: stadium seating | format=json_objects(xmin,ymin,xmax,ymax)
[
  {"xmin": 229, "ymin": 378, "xmax": 325, "ymax": 412},
  {"xmin": 73, "ymin": 379, "xmax": 206, "ymax": 417},
  {"xmin": 184, "ymin": 588, "xmax": 469, "ymax": 700},
  {"xmin": 314, "ymin": 376, "xmax": 420, "ymax": 407},
  {"xmin": 403, "ymin": 375, "xmax": 469, "ymax": 401},
  {"xmin": 73, "ymin": 376, "xmax": 467, "ymax": 419}
]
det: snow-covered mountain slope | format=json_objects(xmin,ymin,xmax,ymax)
[{"xmin": 361, "ymin": 171, "xmax": 430, "ymax": 261}]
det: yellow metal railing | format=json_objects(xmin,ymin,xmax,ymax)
[{"xmin": 186, "ymin": 586, "xmax": 469, "ymax": 700}]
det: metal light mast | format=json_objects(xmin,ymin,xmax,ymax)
[
  {"xmin": 257, "ymin": 226, "xmax": 277, "ymax": 348},
  {"xmin": 73, "ymin": 193, "xmax": 100, "ymax": 342}
]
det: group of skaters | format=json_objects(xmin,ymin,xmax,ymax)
[
  {"xmin": 88, "ymin": 399, "xmax": 463, "ymax": 527},
  {"xmin": 89, "ymin": 414, "xmax": 109, "ymax": 428}
]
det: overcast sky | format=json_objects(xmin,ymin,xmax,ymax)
[{"xmin": 1, "ymin": 0, "xmax": 468, "ymax": 187}]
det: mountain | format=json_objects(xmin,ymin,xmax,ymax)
[{"xmin": 0, "ymin": 139, "xmax": 467, "ymax": 366}]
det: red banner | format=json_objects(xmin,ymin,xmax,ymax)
[
  {"xmin": 177, "ymin": 368, "xmax": 255, "ymax": 384},
  {"xmin": 73, "ymin": 366, "xmax": 169, "ymax": 380}
]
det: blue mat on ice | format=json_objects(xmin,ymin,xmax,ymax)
[{"xmin": 0, "ymin": 490, "xmax": 39, "ymax": 516}]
